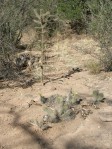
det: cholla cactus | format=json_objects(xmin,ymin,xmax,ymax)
[{"xmin": 34, "ymin": 9, "xmax": 50, "ymax": 85}]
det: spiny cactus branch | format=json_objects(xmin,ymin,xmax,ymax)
[{"xmin": 34, "ymin": 9, "xmax": 51, "ymax": 85}]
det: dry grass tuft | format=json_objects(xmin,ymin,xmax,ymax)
[{"xmin": 85, "ymin": 60, "xmax": 101, "ymax": 74}]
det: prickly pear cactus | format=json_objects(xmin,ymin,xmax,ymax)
[
  {"xmin": 42, "ymin": 89, "xmax": 82, "ymax": 123},
  {"xmin": 92, "ymin": 90, "xmax": 104, "ymax": 103},
  {"xmin": 64, "ymin": 89, "xmax": 82, "ymax": 107},
  {"xmin": 30, "ymin": 90, "xmax": 106, "ymax": 130},
  {"xmin": 44, "ymin": 107, "xmax": 60, "ymax": 123}
]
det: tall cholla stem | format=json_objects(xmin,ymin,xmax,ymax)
[{"xmin": 33, "ymin": 9, "xmax": 50, "ymax": 85}]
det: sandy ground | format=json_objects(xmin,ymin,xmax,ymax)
[{"xmin": 0, "ymin": 34, "xmax": 112, "ymax": 149}]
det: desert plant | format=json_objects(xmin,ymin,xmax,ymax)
[
  {"xmin": 0, "ymin": 0, "xmax": 38, "ymax": 81},
  {"xmin": 44, "ymin": 107, "xmax": 61, "ymax": 123},
  {"xmin": 33, "ymin": 8, "xmax": 65, "ymax": 84},
  {"xmin": 0, "ymin": 0, "xmax": 34, "ymax": 54},
  {"xmin": 85, "ymin": 60, "xmax": 101, "ymax": 74},
  {"xmin": 87, "ymin": 0, "xmax": 112, "ymax": 71},
  {"xmin": 65, "ymin": 89, "xmax": 82, "ymax": 106},
  {"xmin": 42, "ymin": 90, "xmax": 82, "ymax": 122},
  {"xmin": 57, "ymin": 0, "xmax": 88, "ymax": 34},
  {"xmin": 92, "ymin": 90, "xmax": 104, "ymax": 104},
  {"xmin": 33, "ymin": 9, "xmax": 52, "ymax": 85}
]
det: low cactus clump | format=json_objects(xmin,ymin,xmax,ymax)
[
  {"xmin": 29, "ymin": 89, "xmax": 106, "ymax": 130},
  {"xmin": 41, "ymin": 89, "xmax": 82, "ymax": 123}
]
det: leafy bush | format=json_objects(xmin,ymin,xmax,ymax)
[
  {"xmin": 58, "ymin": 0, "xmax": 87, "ymax": 34},
  {"xmin": 58, "ymin": 0, "xmax": 85, "ymax": 20}
]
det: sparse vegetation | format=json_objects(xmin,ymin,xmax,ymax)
[
  {"xmin": 0, "ymin": 0, "xmax": 111, "ymax": 84},
  {"xmin": 0, "ymin": 0, "xmax": 111, "ymax": 87},
  {"xmin": 0, "ymin": 1, "xmax": 112, "ymax": 148},
  {"xmin": 28, "ymin": 89, "xmax": 106, "ymax": 129},
  {"xmin": 87, "ymin": 0, "xmax": 112, "ymax": 72}
]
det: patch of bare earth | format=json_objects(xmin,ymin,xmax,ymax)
[{"xmin": 0, "ymin": 34, "xmax": 112, "ymax": 149}]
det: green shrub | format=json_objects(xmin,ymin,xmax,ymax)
[
  {"xmin": 87, "ymin": 0, "xmax": 112, "ymax": 71},
  {"xmin": 58, "ymin": 0, "xmax": 87, "ymax": 34},
  {"xmin": 0, "ymin": 0, "xmax": 36, "ymax": 59}
]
